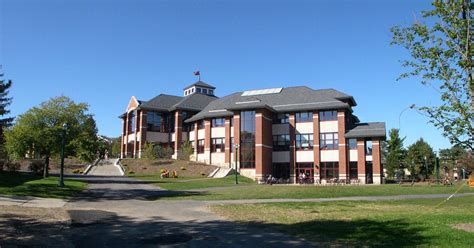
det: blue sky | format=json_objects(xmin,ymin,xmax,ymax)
[{"xmin": 1, "ymin": 0, "xmax": 450, "ymax": 150}]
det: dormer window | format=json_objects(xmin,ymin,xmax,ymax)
[
  {"xmin": 202, "ymin": 88, "xmax": 208, "ymax": 94},
  {"xmin": 197, "ymin": 88, "xmax": 202, "ymax": 93},
  {"xmin": 183, "ymin": 81, "xmax": 216, "ymax": 96},
  {"xmin": 209, "ymin": 90, "xmax": 214, "ymax": 95}
]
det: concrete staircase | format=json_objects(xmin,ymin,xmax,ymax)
[
  {"xmin": 86, "ymin": 159, "xmax": 123, "ymax": 176},
  {"xmin": 208, "ymin": 167, "xmax": 234, "ymax": 178}
]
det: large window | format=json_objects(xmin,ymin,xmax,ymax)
[
  {"xmin": 190, "ymin": 141, "xmax": 195, "ymax": 153},
  {"xmin": 348, "ymin": 138, "xmax": 357, "ymax": 150},
  {"xmin": 273, "ymin": 134, "xmax": 290, "ymax": 151},
  {"xmin": 273, "ymin": 113, "xmax": 289, "ymax": 124},
  {"xmin": 320, "ymin": 133, "xmax": 339, "ymax": 150},
  {"xmin": 240, "ymin": 111, "xmax": 256, "ymax": 168},
  {"xmin": 197, "ymin": 139, "xmax": 205, "ymax": 154},
  {"xmin": 295, "ymin": 112, "xmax": 313, "ymax": 123},
  {"xmin": 320, "ymin": 111, "xmax": 337, "ymax": 121},
  {"xmin": 212, "ymin": 118, "xmax": 225, "ymax": 127},
  {"xmin": 212, "ymin": 138, "xmax": 225, "ymax": 153},
  {"xmin": 320, "ymin": 162, "xmax": 339, "ymax": 179},
  {"xmin": 365, "ymin": 140, "xmax": 373, "ymax": 155},
  {"xmin": 349, "ymin": 162, "xmax": 358, "ymax": 179},
  {"xmin": 296, "ymin": 163, "xmax": 314, "ymax": 183},
  {"xmin": 128, "ymin": 111, "xmax": 136, "ymax": 133},
  {"xmin": 147, "ymin": 112, "xmax": 164, "ymax": 132},
  {"xmin": 296, "ymin": 134, "xmax": 314, "ymax": 150}
]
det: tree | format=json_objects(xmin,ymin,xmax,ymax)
[
  {"xmin": 391, "ymin": 0, "xmax": 473, "ymax": 150},
  {"xmin": 385, "ymin": 129, "xmax": 406, "ymax": 179},
  {"xmin": 0, "ymin": 69, "xmax": 14, "ymax": 159},
  {"xmin": 405, "ymin": 138, "xmax": 436, "ymax": 180},
  {"xmin": 178, "ymin": 141, "xmax": 193, "ymax": 161},
  {"xmin": 110, "ymin": 137, "xmax": 122, "ymax": 158},
  {"xmin": 5, "ymin": 96, "xmax": 99, "ymax": 177}
]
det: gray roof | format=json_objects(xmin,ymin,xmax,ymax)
[
  {"xmin": 140, "ymin": 94, "xmax": 183, "ymax": 111},
  {"xmin": 184, "ymin": 80, "xmax": 216, "ymax": 90},
  {"xmin": 136, "ymin": 93, "xmax": 217, "ymax": 113},
  {"xmin": 345, "ymin": 122, "xmax": 386, "ymax": 139},
  {"xmin": 185, "ymin": 86, "xmax": 355, "ymax": 122}
]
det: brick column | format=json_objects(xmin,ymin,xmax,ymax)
[
  {"xmin": 174, "ymin": 111, "xmax": 182, "ymax": 159},
  {"xmin": 133, "ymin": 111, "xmax": 140, "ymax": 158},
  {"xmin": 124, "ymin": 113, "xmax": 130, "ymax": 158},
  {"xmin": 121, "ymin": 118, "xmax": 126, "ymax": 158},
  {"xmin": 337, "ymin": 110, "xmax": 347, "ymax": 180},
  {"xmin": 194, "ymin": 122, "xmax": 198, "ymax": 161},
  {"xmin": 357, "ymin": 138, "xmax": 366, "ymax": 184},
  {"xmin": 233, "ymin": 112, "xmax": 240, "ymax": 170},
  {"xmin": 372, "ymin": 138, "xmax": 382, "ymax": 184},
  {"xmin": 289, "ymin": 112, "xmax": 296, "ymax": 183},
  {"xmin": 313, "ymin": 112, "xmax": 320, "ymax": 182},
  {"xmin": 255, "ymin": 109, "xmax": 272, "ymax": 180},
  {"xmin": 204, "ymin": 119, "xmax": 211, "ymax": 164},
  {"xmin": 224, "ymin": 117, "xmax": 231, "ymax": 166},
  {"xmin": 138, "ymin": 110, "xmax": 147, "ymax": 159}
]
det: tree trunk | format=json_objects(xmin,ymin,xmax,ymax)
[{"xmin": 43, "ymin": 156, "xmax": 49, "ymax": 178}]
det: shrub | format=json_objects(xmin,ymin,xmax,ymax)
[
  {"xmin": 180, "ymin": 166, "xmax": 186, "ymax": 171},
  {"xmin": 178, "ymin": 141, "xmax": 193, "ymax": 161},
  {"xmin": 0, "ymin": 160, "xmax": 5, "ymax": 171},
  {"xmin": 72, "ymin": 169, "xmax": 83, "ymax": 174},
  {"xmin": 141, "ymin": 143, "xmax": 157, "ymax": 160},
  {"xmin": 29, "ymin": 160, "xmax": 45, "ymax": 175},
  {"xmin": 128, "ymin": 170, "xmax": 135, "ymax": 175},
  {"xmin": 155, "ymin": 145, "xmax": 173, "ymax": 159},
  {"xmin": 142, "ymin": 143, "xmax": 173, "ymax": 160},
  {"xmin": 200, "ymin": 172, "xmax": 206, "ymax": 176},
  {"xmin": 160, "ymin": 169, "xmax": 167, "ymax": 174},
  {"xmin": 6, "ymin": 162, "xmax": 20, "ymax": 172}
]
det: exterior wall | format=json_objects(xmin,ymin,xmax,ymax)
[
  {"xmin": 349, "ymin": 149, "xmax": 358, "ymax": 162},
  {"xmin": 320, "ymin": 121, "xmax": 338, "ymax": 133},
  {"xmin": 211, "ymin": 127, "xmax": 225, "ymax": 138},
  {"xmin": 146, "ymin": 132, "xmax": 169, "ymax": 143},
  {"xmin": 138, "ymin": 111, "xmax": 147, "ymax": 158},
  {"xmin": 173, "ymin": 111, "xmax": 182, "ymax": 159},
  {"xmin": 233, "ymin": 112, "xmax": 241, "ymax": 170},
  {"xmin": 337, "ymin": 110, "xmax": 347, "ymax": 180},
  {"xmin": 255, "ymin": 109, "xmax": 273, "ymax": 179},
  {"xmin": 296, "ymin": 150, "xmax": 313, "ymax": 162},
  {"xmin": 313, "ymin": 112, "xmax": 321, "ymax": 179},
  {"xmin": 224, "ymin": 117, "xmax": 231, "ymax": 165},
  {"xmin": 189, "ymin": 130, "xmax": 195, "ymax": 141},
  {"xmin": 289, "ymin": 112, "xmax": 296, "ymax": 183},
  {"xmin": 211, "ymin": 153, "xmax": 226, "ymax": 166},
  {"xmin": 372, "ymin": 138, "xmax": 382, "ymax": 184},
  {"xmin": 193, "ymin": 122, "xmax": 198, "ymax": 161},
  {"xmin": 295, "ymin": 122, "xmax": 313, "ymax": 134},
  {"xmin": 198, "ymin": 129, "xmax": 205, "ymax": 140},
  {"xmin": 240, "ymin": 169, "xmax": 256, "ymax": 180},
  {"xmin": 320, "ymin": 150, "xmax": 339, "ymax": 162},
  {"xmin": 204, "ymin": 119, "xmax": 212, "ymax": 164},
  {"xmin": 357, "ymin": 138, "xmax": 366, "ymax": 184}
]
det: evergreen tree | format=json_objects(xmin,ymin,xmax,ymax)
[
  {"xmin": 405, "ymin": 138, "xmax": 436, "ymax": 180},
  {"xmin": 385, "ymin": 129, "xmax": 406, "ymax": 179},
  {"xmin": 0, "ymin": 69, "xmax": 14, "ymax": 159}
]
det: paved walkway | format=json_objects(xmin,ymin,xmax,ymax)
[
  {"xmin": 1, "ymin": 175, "xmax": 473, "ymax": 247},
  {"xmin": 86, "ymin": 159, "xmax": 122, "ymax": 176}
]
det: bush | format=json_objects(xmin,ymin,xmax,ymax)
[
  {"xmin": 0, "ymin": 160, "xmax": 5, "ymax": 171},
  {"xmin": 128, "ymin": 170, "xmax": 135, "ymax": 175},
  {"xmin": 6, "ymin": 162, "xmax": 20, "ymax": 172},
  {"xmin": 72, "ymin": 169, "xmax": 83, "ymax": 174},
  {"xmin": 180, "ymin": 166, "xmax": 186, "ymax": 171},
  {"xmin": 200, "ymin": 172, "xmax": 206, "ymax": 176},
  {"xmin": 29, "ymin": 160, "xmax": 45, "ymax": 175},
  {"xmin": 142, "ymin": 143, "xmax": 173, "ymax": 160},
  {"xmin": 178, "ymin": 141, "xmax": 193, "ymax": 161}
]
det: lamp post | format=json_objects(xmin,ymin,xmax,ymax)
[
  {"xmin": 234, "ymin": 144, "xmax": 239, "ymax": 184},
  {"xmin": 58, "ymin": 123, "xmax": 67, "ymax": 187}
]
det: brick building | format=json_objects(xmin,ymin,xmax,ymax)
[{"xmin": 119, "ymin": 81, "xmax": 386, "ymax": 184}]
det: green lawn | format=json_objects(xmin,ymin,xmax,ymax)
[
  {"xmin": 130, "ymin": 174, "xmax": 255, "ymax": 190},
  {"xmin": 152, "ymin": 182, "xmax": 473, "ymax": 200},
  {"xmin": 212, "ymin": 196, "xmax": 474, "ymax": 247},
  {"xmin": 0, "ymin": 171, "xmax": 87, "ymax": 199}
]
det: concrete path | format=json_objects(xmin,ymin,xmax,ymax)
[
  {"xmin": 86, "ymin": 159, "xmax": 122, "ymax": 176},
  {"xmin": 2, "ymin": 175, "xmax": 473, "ymax": 247}
]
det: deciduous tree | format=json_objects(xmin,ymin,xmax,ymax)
[{"xmin": 391, "ymin": 0, "xmax": 473, "ymax": 150}]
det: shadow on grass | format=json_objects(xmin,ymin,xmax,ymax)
[
  {"xmin": 243, "ymin": 218, "xmax": 430, "ymax": 247},
  {"xmin": 0, "ymin": 171, "xmax": 40, "ymax": 187},
  {"xmin": 0, "ymin": 208, "xmax": 433, "ymax": 247}
]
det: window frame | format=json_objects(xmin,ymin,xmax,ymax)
[
  {"xmin": 197, "ymin": 139, "xmax": 205, "ymax": 154},
  {"xmin": 272, "ymin": 134, "xmax": 290, "ymax": 151},
  {"xmin": 319, "ymin": 110, "xmax": 338, "ymax": 121},
  {"xmin": 320, "ymin": 132, "xmax": 339, "ymax": 150},
  {"xmin": 211, "ymin": 138, "xmax": 225, "ymax": 153},
  {"xmin": 211, "ymin": 118, "xmax": 225, "ymax": 127},
  {"xmin": 273, "ymin": 113, "xmax": 290, "ymax": 124},
  {"xmin": 295, "ymin": 112, "xmax": 313, "ymax": 123},
  {"xmin": 296, "ymin": 133, "xmax": 314, "ymax": 150}
]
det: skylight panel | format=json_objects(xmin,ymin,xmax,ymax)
[{"xmin": 241, "ymin": 87, "xmax": 283, "ymax": 96}]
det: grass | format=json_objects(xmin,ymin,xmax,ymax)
[
  {"xmin": 129, "ymin": 174, "xmax": 255, "ymax": 190},
  {"xmin": 150, "ymin": 181, "xmax": 474, "ymax": 200},
  {"xmin": 212, "ymin": 196, "xmax": 474, "ymax": 247},
  {"xmin": 0, "ymin": 171, "xmax": 87, "ymax": 199}
]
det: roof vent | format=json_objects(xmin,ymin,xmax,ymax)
[{"xmin": 241, "ymin": 87, "xmax": 282, "ymax": 96}]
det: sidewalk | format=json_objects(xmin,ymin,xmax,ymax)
[{"xmin": 0, "ymin": 195, "xmax": 67, "ymax": 208}]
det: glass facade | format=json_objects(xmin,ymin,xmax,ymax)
[
  {"xmin": 295, "ymin": 112, "xmax": 313, "ymax": 123},
  {"xmin": 273, "ymin": 134, "xmax": 290, "ymax": 151},
  {"xmin": 296, "ymin": 133, "xmax": 314, "ymax": 150},
  {"xmin": 240, "ymin": 111, "xmax": 256, "ymax": 168},
  {"xmin": 320, "ymin": 133, "xmax": 339, "ymax": 150},
  {"xmin": 128, "ymin": 111, "xmax": 136, "ymax": 133},
  {"xmin": 319, "ymin": 110, "xmax": 337, "ymax": 121},
  {"xmin": 320, "ymin": 162, "xmax": 339, "ymax": 179}
]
